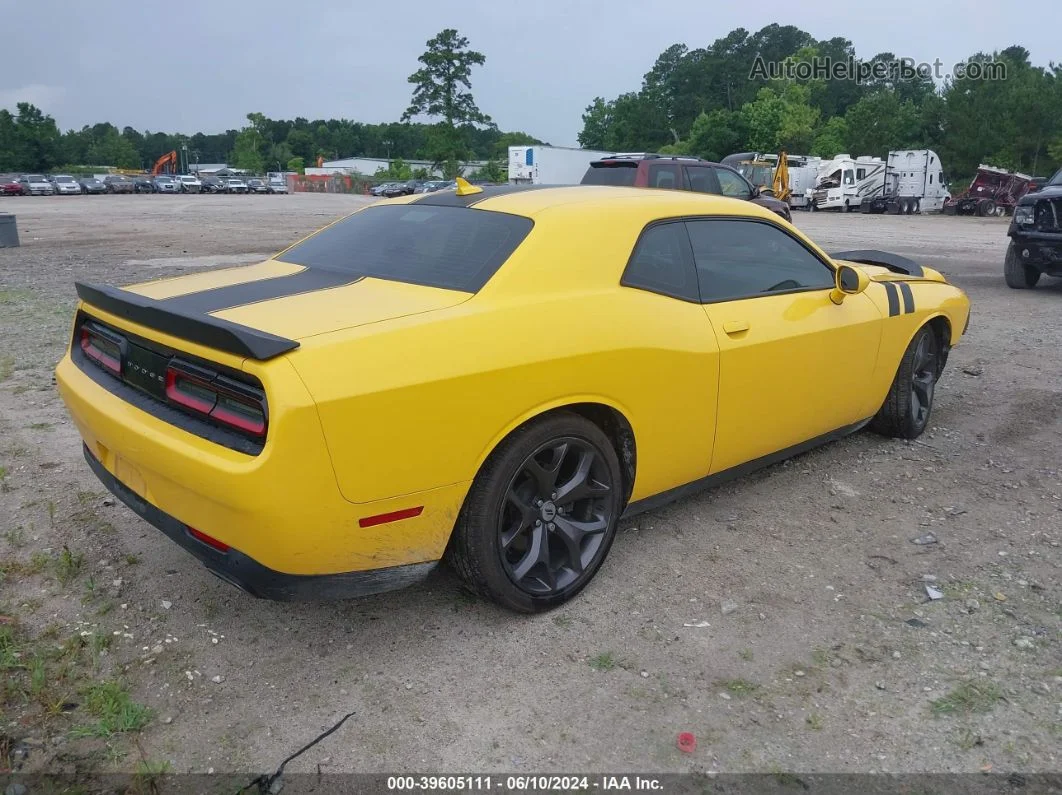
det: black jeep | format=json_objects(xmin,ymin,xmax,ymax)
[{"xmin": 1005, "ymin": 167, "xmax": 1062, "ymax": 288}]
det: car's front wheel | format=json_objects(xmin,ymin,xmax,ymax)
[
  {"xmin": 1004, "ymin": 241, "xmax": 1040, "ymax": 289},
  {"xmin": 871, "ymin": 324, "xmax": 942, "ymax": 439},
  {"xmin": 448, "ymin": 412, "xmax": 623, "ymax": 612}
]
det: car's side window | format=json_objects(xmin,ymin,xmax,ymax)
[
  {"xmin": 686, "ymin": 219, "xmax": 834, "ymax": 303},
  {"xmin": 685, "ymin": 166, "xmax": 721, "ymax": 195},
  {"xmin": 621, "ymin": 222, "xmax": 699, "ymax": 302},
  {"xmin": 713, "ymin": 168, "xmax": 751, "ymax": 199},
  {"xmin": 647, "ymin": 163, "xmax": 682, "ymax": 190}
]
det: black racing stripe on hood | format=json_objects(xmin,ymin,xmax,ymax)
[{"xmin": 161, "ymin": 267, "xmax": 361, "ymax": 314}]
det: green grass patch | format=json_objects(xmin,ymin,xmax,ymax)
[
  {"xmin": 717, "ymin": 678, "xmax": 761, "ymax": 696},
  {"xmin": 588, "ymin": 652, "xmax": 617, "ymax": 671},
  {"xmin": 806, "ymin": 712, "xmax": 823, "ymax": 730},
  {"xmin": 73, "ymin": 681, "xmax": 153, "ymax": 738},
  {"xmin": 931, "ymin": 681, "xmax": 1003, "ymax": 716},
  {"xmin": 29, "ymin": 422, "xmax": 54, "ymax": 432},
  {"xmin": 54, "ymin": 546, "xmax": 84, "ymax": 586},
  {"xmin": 0, "ymin": 625, "xmax": 23, "ymax": 671},
  {"xmin": 0, "ymin": 356, "xmax": 14, "ymax": 382}
]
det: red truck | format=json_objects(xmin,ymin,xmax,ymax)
[{"xmin": 943, "ymin": 165, "xmax": 1033, "ymax": 217}]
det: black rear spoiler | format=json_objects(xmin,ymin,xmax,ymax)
[
  {"xmin": 75, "ymin": 282, "xmax": 300, "ymax": 360},
  {"xmin": 829, "ymin": 249, "xmax": 924, "ymax": 278}
]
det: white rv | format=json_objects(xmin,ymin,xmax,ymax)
[{"xmin": 810, "ymin": 155, "xmax": 885, "ymax": 211}]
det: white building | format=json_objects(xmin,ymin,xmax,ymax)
[{"xmin": 307, "ymin": 157, "xmax": 487, "ymax": 178}]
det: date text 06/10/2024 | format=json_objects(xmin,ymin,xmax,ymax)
[{"xmin": 386, "ymin": 776, "xmax": 664, "ymax": 791}]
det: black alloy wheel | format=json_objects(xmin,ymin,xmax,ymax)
[
  {"xmin": 447, "ymin": 412, "xmax": 624, "ymax": 612},
  {"xmin": 908, "ymin": 330, "xmax": 938, "ymax": 429},
  {"xmin": 498, "ymin": 437, "xmax": 614, "ymax": 596}
]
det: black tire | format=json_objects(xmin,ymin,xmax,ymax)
[
  {"xmin": 870, "ymin": 325, "xmax": 942, "ymax": 440},
  {"xmin": 978, "ymin": 199, "xmax": 995, "ymax": 217},
  {"xmin": 447, "ymin": 412, "xmax": 623, "ymax": 613},
  {"xmin": 1004, "ymin": 242, "xmax": 1040, "ymax": 289}
]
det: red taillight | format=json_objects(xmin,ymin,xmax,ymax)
[
  {"xmin": 165, "ymin": 368, "xmax": 216, "ymax": 414},
  {"xmin": 165, "ymin": 363, "xmax": 267, "ymax": 438},
  {"xmin": 187, "ymin": 527, "xmax": 230, "ymax": 553},
  {"xmin": 80, "ymin": 327, "xmax": 122, "ymax": 376}
]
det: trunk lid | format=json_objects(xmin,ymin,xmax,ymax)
[{"xmin": 118, "ymin": 260, "xmax": 472, "ymax": 343}]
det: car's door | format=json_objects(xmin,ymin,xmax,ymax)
[
  {"xmin": 685, "ymin": 166, "xmax": 722, "ymax": 195},
  {"xmin": 646, "ymin": 163, "xmax": 682, "ymax": 190},
  {"xmin": 713, "ymin": 167, "xmax": 754, "ymax": 200},
  {"xmin": 619, "ymin": 221, "xmax": 721, "ymax": 495},
  {"xmin": 686, "ymin": 217, "xmax": 884, "ymax": 474}
]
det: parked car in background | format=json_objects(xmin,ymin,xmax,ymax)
[
  {"xmin": 49, "ymin": 175, "xmax": 83, "ymax": 195},
  {"xmin": 419, "ymin": 180, "xmax": 454, "ymax": 194},
  {"xmin": 381, "ymin": 180, "xmax": 421, "ymax": 197},
  {"xmin": 153, "ymin": 175, "xmax": 179, "ymax": 194},
  {"xmin": 581, "ymin": 154, "xmax": 793, "ymax": 222},
  {"xmin": 103, "ymin": 175, "xmax": 134, "ymax": 194},
  {"xmin": 246, "ymin": 178, "xmax": 269, "ymax": 194},
  {"xmin": 267, "ymin": 177, "xmax": 288, "ymax": 194},
  {"xmin": 178, "ymin": 174, "xmax": 202, "ymax": 194},
  {"xmin": 79, "ymin": 177, "xmax": 107, "ymax": 195},
  {"xmin": 199, "ymin": 176, "xmax": 224, "ymax": 194},
  {"xmin": 18, "ymin": 174, "xmax": 55, "ymax": 195},
  {"xmin": 1, "ymin": 176, "xmax": 25, "ymax": 196},
  {"xmin": 1004, "ymin": 166, "xmax": 1062, "ymax": 289},
  {"xmin": 224, "ymin": 177, "xmax": 248, "ymax": 194},
  {"xmin": 370, "ymin": 182, "xmax": 397, "ymax": 196},
  {"xmin": 132, "ymin": 176, "xmax": 155, "ymax": 194}
]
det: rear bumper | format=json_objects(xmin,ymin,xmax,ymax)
[
  {"xmin": 84, "ymin": 445, "xmax": 437, "ymax": 600},
  {"xmin": 56, "ymin": 344, "xmax": 467, "ymax": 579}
]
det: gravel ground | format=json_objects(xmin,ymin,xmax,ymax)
[{"xmin": 0, "ymin": 194, "xmax": 1059, "ymax": 781}]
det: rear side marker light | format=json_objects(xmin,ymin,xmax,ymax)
[
  {"xmin": 358, "ymin": 506, "xmax": 424, "ymax": 528},
  {"xmin": 187, "ymin": 527, "xmax": 230, "ymax": 553}
]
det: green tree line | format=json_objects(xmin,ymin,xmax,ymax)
[
  {"xmin": 578, "ymin": 24, "xmax": 1062, "ymax": 181},
  {"xmin": 0, "ymin": 104, "xmax": 540, "ymax": 174}
]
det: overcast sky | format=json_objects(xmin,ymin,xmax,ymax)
[{"xmin": 2, "ymin": 0, "xmax": 1056, "ymax": 147}]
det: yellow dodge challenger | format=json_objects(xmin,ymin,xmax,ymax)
[{"xmin": 56, "ymin": 182, "xmax": 970, "ymax": 612}]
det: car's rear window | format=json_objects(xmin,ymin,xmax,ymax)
[
  {"xmin": 276, "ymin": 205, "xmax": 534, "ymax": 293},
  {"xmin": 582, "ymin": 163, "xmax": 638, "ymax": 186}
]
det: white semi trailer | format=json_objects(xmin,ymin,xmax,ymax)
[
  {"xmin": 508, "ymin": 145, "xmax": 616, "ymax": 185},
  {"xmin": 862, "ymin": 149, "xmax": 950, "ymax": 214}
]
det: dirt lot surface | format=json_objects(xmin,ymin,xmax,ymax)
[{"xmin": 0, "ymin": 194, "xmax": 1059, "ymax": 783}]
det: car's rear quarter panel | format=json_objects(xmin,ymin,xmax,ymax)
[{"xmin": 290, "ymin": 203, "xmax": 722, "ymax": 508}]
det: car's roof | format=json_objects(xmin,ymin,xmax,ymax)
[{"xmin": 384, "ymin": 184, "xmax": 775, "ymax": 221}]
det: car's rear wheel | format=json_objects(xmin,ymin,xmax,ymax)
[
  {"xmin": 1004, "ymin": 241, "xmax": 1040, "ymax": 289},
  {"xmin": 870, "ymin": 325, "xmax": 941, "ymax": 440},
  {"xmin": 447, "ymin": 412, "xmax": 623, "ymax": 613}
]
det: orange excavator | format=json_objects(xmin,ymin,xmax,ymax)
[{"xmin": 151, "ymin": 150, "xmax": 178, "ymax": 175}]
